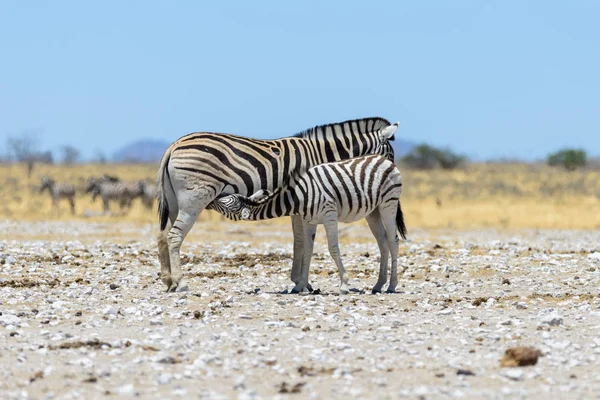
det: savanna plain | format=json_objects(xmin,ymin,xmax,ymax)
[{"xmin": 1, "ymin": 162, "xmax": 600, "ymax": 399}]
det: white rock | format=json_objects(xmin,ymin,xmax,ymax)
[
  {"xmin": 501, "ymin": 368, "xmax": 525, "ymax": 381},
  {"xmin": 103, "ymin": 306, "xmax": 117, "ymax": 316},
  {"xmin": 587, "ymin": 252, "xmax": 600, "ymax": 261},
  {"xmin": 0, "ymin": 314, "xmax": 20, "ymax": 327},
  {"xmin": 117, "ymin": 384, "xmax": 137, "ymax": 396},
  {"xmin": 157, "ymin": 373, "xmax": 171, "ymax": 385}
]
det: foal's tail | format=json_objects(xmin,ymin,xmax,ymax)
[{"xmin": 396, "ymin": 202, "xmax": 407, "ymax": 240}]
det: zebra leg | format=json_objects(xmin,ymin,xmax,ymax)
[
  {"xmin": 366, "ymin": 211, "xmax": 390, "ymax": 294},
  {"xmin": 290, "ymin": 216, "xmax": 311, "ymax": 291},
  {"xmin": 323, "ymin": 218, "xmax": 350, "ymax": 295},
  {"xmin": 102, "ymin": 196, "xmax": 110, "ymax": 214},
  {"xmin": 158, "ymin": 217, "xmax": 174, "ymax": 288},
  {"xmin": 382, "ymin": 206, "xmax": 402, "ymax": 293},
  {"xmin": 69, "ymin": 196, "xmax": 75, "ymax": 215},
  {"xmin": 292, "ymin": 223, "xmax": 316, "ymax": 294},
  {"xmin": 52, "ymin": 197, "xmax": 59, "ymax": 215},
  {"xmin": 166, "ymin": 188, "xmax": 214, "ymax": 292}
]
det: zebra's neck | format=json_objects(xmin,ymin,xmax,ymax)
[{"xmin": 296, "ymin": 117, "xmax": 391, "ymax": 164}]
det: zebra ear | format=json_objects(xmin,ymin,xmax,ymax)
[
  {"xmin": 380, "ymin": 122, "xmax": 399, "ymax": 141},
  {"xmin": 241, "ymin": 208, "xmax": 251, "ymax": 220}
]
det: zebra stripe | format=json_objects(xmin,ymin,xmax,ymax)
[
  {"xmin": 85, "ymin": 177, "xmax": 147, "ymax": 213},
  {"xmin": 210, "ymin": 154, "xmax": 407, "ymax": 294},
  {"xmin": 40, "ymin": 176, "xmax": 76, "ymax": 215},
  {"xmin": 157, "ymin": 117, "xmax": 399, "ymax": 292}
]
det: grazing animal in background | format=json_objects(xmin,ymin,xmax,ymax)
[
  {"xmin": 156, "ymin": 117, "xmax": 399, "ymax": 292},
  {"xmin": 209, "ymin": 155, "xmax": 407, "ymax": 294},
  {"xmin": 138, "ymin": 180, "xmax": 156, "ymax": 210},
  {"xmin": 40, "ymin": 176, "xmax": 76, "ymax": 215},
  {"xmin": 85, "ymin": 176, "xmax": 135, "ymax": 214}
]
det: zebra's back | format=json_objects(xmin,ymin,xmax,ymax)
[{"xmin": 299, "ymin": 155, "xmax": 402, "ymax": 224}]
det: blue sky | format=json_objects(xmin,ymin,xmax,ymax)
[{"xmin": 1, "ymin": 1, "xmax": 598, "ymax": 160}]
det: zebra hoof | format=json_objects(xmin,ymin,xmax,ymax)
[
  {"xmin": 385, "ymin": 287, "xmax": 396, "ymax": 294},
  {"xmin": 291, "ymin": 283, "xmax": 308, "ymax": 294},
  {"xmin": 371, "ymin": 287, "xmax": 383, "ymax": 294}
]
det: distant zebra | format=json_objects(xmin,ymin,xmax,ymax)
[
  {"xmin": 139, "ymin": 180, "xmax": 156, "ymax": 210},
  {"xmin": 40, "ymin": 176, "xmax": 76, "ymax": 215},
  {"xmin": 157, "ymin": 117, "xmax": 399, "ymax": 292},
  {"xmin": 85, "ymin": 176, "xmax": 138, "ymax": 214},
  {"xmin": 209, "ymin": 155, "xmax": 407, "ymax": 294}
]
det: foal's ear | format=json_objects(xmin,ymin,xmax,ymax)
[
  {"xmin": 241, "ymin": 208, "xmax": 251, "ymax": 220},
  {"xmin": 380, "ymin": 122, "xmax": 399, "ymax": 141},
  {"xmin": 249, "ymin": 190, "xmax": 271, "ymax": 202}
]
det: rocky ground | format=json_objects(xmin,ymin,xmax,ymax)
[{"xmin": 1, "ymin": 220, "xmax": 599, "ymax": 400}]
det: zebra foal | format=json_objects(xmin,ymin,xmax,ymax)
[
  {"xmin": 157, "ymin": 117, "xmax": 399, "ymax": 292},
  {"xmin": 209, "ymin": 154, "xmax": 407, "ymax": 294},
  {"xmin": 40, "ymin": 176, "xmax": 76, "ymax": 215}
]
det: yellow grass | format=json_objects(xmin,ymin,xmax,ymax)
[{"xmin": 1, "ymin": 162, "xmax": 599, "ymax": 229}]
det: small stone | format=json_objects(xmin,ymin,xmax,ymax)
[
  {"xmin": 500, "ymin": 347, "xmax": 542, "ymax": 367},
  {"xmin": 117, "ymin": 383, "xmax": 137, "ymax": 396},
  {"xmin": 456, "ymin": 369, "xmax": 475, "ymax": 376},
  {"xmin": 103, "ymin": 306, "xmax": 117, "ymax": 316},
  {"xmin": 157, "ymin": 373, "xmax": 171, "ymax": 385},
  {"xmin": 301, "ymin": 325, "xmax": 310, "ymax": 332},
  {"xmin": 109, "ymin": 283, "xmax": 119, "ymax": 290},
  {"xmin": 61, "ymin": 255, "xmax": 75, "ymax": 263},
  {"xmin": 501, "ymin": 368, "xmax": 524, "ymax": 381},
  {"xmin": 515, "ymin": 302, "xmax": 528, "ymax": 310},
  {"xmin": 540, "ymin": 314, "xmax": 563, "ymax": 327}
]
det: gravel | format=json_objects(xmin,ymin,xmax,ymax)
[{"xmin": 1, "ymin": 220, "xmax": 600, "ymax": 399}]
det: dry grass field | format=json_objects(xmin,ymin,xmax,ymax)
[{"xmin": 1, "ymin": 162, "xmax": 599, "ymax": 229}]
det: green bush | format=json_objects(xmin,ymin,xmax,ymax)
[
  {"xmin": 401, "ymin": 144, "xmax": 466, "ymax": 170},
  {"xmin": 547, "ymin": 148, "xmax": 587, "ymax": 171}
]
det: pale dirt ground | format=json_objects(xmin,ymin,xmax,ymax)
[{"xmin": 1, "ymin": 219, "xmax": 600, "ymax": 400}]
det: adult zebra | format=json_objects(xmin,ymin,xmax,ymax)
[{"xmin": 157, "ymin": 117, "xmax": 399, "ymax": 292}]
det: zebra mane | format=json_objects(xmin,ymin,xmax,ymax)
[{"xmin": 292, "ymin": 117, "xmax": 392, "ymax": 139}]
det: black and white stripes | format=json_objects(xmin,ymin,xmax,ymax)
[
  {"xmin": 210, "ymin": 155, "xmax": 407, "ymax": 294},
  {"xmin": 40, "ymin": 176, "xmax": 76, "ymax": 215},
  {"xmin": 156, "ymin": 117, "xmax": 399, "ymax": 292}
]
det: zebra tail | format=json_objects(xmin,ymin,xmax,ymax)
[
  {"xmin": 157, "ymin": 147, "xmax": 172, "ymax": 231},
  {"xmin": 396, "ymin": 202, "xmax": 407, "ymax": 240}
]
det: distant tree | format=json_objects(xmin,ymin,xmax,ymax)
[
  {"xmin": 7, "ymin": 132, "xmax": 37, "ymax": 162},
  {"xmin": 6, "ymin": 131, "xmax": 52, "ymax": 177},
  {"xmin": 401, "ymin": 144, "xmax": 466, "ymax": 170},
  {"xmin": 547, "ymin": 148, "xmax": 586, "ymax": 171},
  {"xmin": 61, "ymin": 145, "xmax": 81, "ymax": 165}
]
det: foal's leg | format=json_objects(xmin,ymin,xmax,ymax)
[
  {"xmin": 323, "ymin": 217, "xmax": 349, "ymax": 295},
  {"xmin": 365, "ymin": 210, "xmax": 390, "ymax": 294},
  {"xmin": 381, "ymin": 205, "xmax": 402, "ymax": 293}
]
